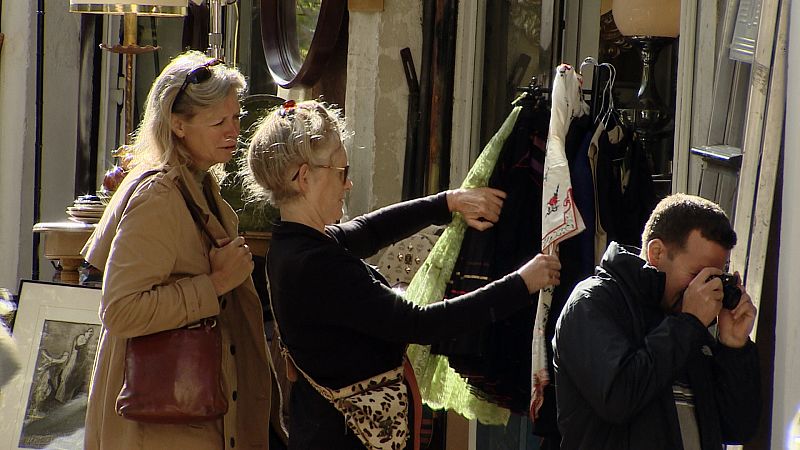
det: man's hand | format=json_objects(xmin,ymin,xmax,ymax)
[
  {"xmin": 681, "ymin": 267, "xmax": 724, "ymax": 327},
  {"xmin": 717, "ymin": 272, "xmax": 757, "ymax": 348},
  {"xmin": 446, "ymin": 188, "xmax": 506, "ymax": 231}
]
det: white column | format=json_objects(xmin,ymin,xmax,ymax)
[
  {"xmin": 40, "ymin": 3, "xmax": 81, "ymax": 257},
  {"xmin": 773, "ymin": 0, "xmax": 800, "ymax": 446},
  {"xmin": 0, "ymin": 1, "xmax": 36, "ymax": 292},
  {"xmin": 450, "ymin": 0, "xmax": 486, "ymax": 188},
  {"xmin": 0, "ymin": 2, "xmax": 80, "ymax": 291}
]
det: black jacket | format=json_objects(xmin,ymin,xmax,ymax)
[
  {"xmin": 267, "ymin": 193, "xmax": 532, "ymax": 449},
  {"xmin": 553, "ymin": 242, "xmax": 760, "ymax": 450}
]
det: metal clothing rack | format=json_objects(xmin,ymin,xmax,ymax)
[
  {"xmin": 514, "ymin": 76, "xmax": 594, "ymax": 108},
  {"xmin": 513, "ymin": 77, "xmax": 549, "ymax": 108}
]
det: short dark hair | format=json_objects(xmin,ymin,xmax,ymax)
[{"xmin": 641, "ymin": 193, "xmax": 737, "ymax": 252}]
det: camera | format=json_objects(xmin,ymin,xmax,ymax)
[{"xmin": 708, "ymin": 273, "xmax": 742, "ymax": 310}]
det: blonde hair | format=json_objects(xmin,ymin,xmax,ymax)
[
  {"xmin": 242, "ymin": 100, "xmax": 346, "ymax": 207},
  {"xmin": 128, "ymin": 50, "xmax": 246, "ymax": 169}
]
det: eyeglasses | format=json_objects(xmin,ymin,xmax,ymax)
[
  {"xmin": 291, "ymin": 164, "xmax": 350, "ymax": 183},
  {"xmin": 173, "ymin": 59, "xmax": 223, "ymax": 107}
]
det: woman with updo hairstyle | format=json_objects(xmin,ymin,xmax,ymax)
[
  {"xmin": 82, "ymin": 51, "xmax": 282, "ymax": 450},
  {"xmin": 244, "ymin": 100, "xmax": 561, "ymax": 449},
  {"xmin": 244, "ymin": 100, "xmax": 345, "ymax": 208}
]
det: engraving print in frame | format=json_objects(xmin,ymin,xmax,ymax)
[{"xmin": 0, "ymin": 281, "xmax": 102, "ymax": 450}]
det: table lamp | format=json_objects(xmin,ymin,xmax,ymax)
[{"xmin": 69, "ymin": 1, "xmax": 188, "ymax": 145}]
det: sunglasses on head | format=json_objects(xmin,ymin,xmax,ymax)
[{"xmin": 173, "ymin": 59, "xmax": 223, "ymax": 107}]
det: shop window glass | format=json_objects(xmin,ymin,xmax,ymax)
[{"xmin": 479, "ymin": 0, "xmax": 553, "ymax": 148}]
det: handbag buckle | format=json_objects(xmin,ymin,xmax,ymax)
[{"xmin": 187, "ymin": 318, "xmax": 217, "ymax": 329}]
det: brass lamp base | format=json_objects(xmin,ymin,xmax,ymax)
[{"xmin": 623, "ymin": 36, "xmax": 676, "ymax": 176}]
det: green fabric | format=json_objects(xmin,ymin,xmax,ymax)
[{"xmin": 405, "ymin": 106, "xmax": 521, "ymax": 425}]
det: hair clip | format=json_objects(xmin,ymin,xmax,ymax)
[{"xmin": 279, "ymin": 99, "xmax": 297, "ymax": 118}]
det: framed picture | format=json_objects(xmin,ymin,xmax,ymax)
[{"xmin": 0, "ymin": 280, "xmax": 101, "ymax": 450}]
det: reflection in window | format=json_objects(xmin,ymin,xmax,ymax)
[{"xmin": 480, "ymin": 0, "xmax": 551, "ymax": 148}]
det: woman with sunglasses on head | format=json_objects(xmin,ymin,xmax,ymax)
[
  {"xmin": 82, "ymin": 51, "xmax": 281, "ymax": 450},
  {"xmin": 243, "ymin": 100, "xmax": 561, "ymax": 449}
]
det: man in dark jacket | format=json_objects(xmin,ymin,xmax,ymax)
[{"xmin": 553, "ymin": 194, "xmax": 760, "ymax": 449}]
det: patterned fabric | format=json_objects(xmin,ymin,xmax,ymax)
[
  {"xmin": 303, "ymin": 365, "xmax": 410, "ymax": 450},
  {"xmin": 376, "ymin": 233, "xmax": 438, "ymax": 289},
  {"xmin": 530, "ymin": 63, "xmax": 588, "ymax": 420},
  {"xmin": 404, "ymin": 106, "xmax": 523, "ymax": 425}
]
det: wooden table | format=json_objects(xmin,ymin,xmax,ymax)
[
  {"xmin": 31, "ymin": 225, "xmax": 271, "ymax": 284},
  {"xmin": 32, "ymin": 222, "xmax": 95, "ymax": 284}
]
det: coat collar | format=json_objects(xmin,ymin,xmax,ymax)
[
  {"xmin": 599, "ymin": 241, "xmax": 665, "ymax": 310},
  {"xmin": 168, "ymin": 165, "xmax": 237, "ymax": 244},
  {"xmin": 272, "ymin": 220, "xmax": 333, "ymax": 243}
]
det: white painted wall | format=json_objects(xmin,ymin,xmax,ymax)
[
  {"xmin": 345, "ymin": 4, "xmax": 422, "ymax": 217},
  {"xmin": 0, "ymin": 1, "xmax": 36, "ymax": 293},
  {"xmin": 772, "ymin": 0, "xmax": 800, "ymax": 446},
  {"xmin": 40, "ymin": 3, "xmax": 81, "ymax": 262},
  {"xmin": 0, "ymin": 2, "xmax": 80, "ymax": 292}
]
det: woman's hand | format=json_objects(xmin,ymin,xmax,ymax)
[
  {"xmin": 208, "ymin": 236, "xmax": 254, "ymax": 296},
  {"xmin": 446, "ymin": 188, "xmax": 507, "ymax": 231},
  {"xmin": 516, "ymin": 253, "xmax": 561, "ymax": 294}
]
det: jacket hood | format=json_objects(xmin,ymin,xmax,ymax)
[{"xmin": 599, "ymin": 241, "xmax": 665, "ymax": 310}]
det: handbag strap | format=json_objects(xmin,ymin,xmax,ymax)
[
  {"xmin": 263, "ymin": 274, "xmax": 333, "ymax": 400},
  {"xmin": 174, "ymin": 177, "xmax": 224, "ymax": 249},
  {"xmin": 119, "ymin": 169, "xmax": 164, "ymax": 211},
  {"xmin": 263, "ymin": 274, "xmax": 403, "ymax": 402},
  {"xmin": 121, "ymin": 169, "xmax": 223, "ymax": 250},
  {"xmin": 172, "ymin": 175, "xmax": 233, "ymax": 309}
]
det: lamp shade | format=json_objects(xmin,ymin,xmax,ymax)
[
  {"xmin": 69, "ymin": 0, "xmax": 187, "ymax": 17},
  {"xmin": 611, "ymin": 0, "xmax": 680, "ymax": 37},
  {"xmin": 601, "ymin": 0, "xmax": 613, "ymax": 15}
]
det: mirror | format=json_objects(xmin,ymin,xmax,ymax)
[
  {"xmin": 261, "ymin": 0, "xmax": 345, "ymax": 88},
  {"xmin": 297, "ymin": 1, "xmax": 322, "ymax": 60}
]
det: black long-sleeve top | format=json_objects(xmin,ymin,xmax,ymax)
[
  {"xmin": 266, "ymin": 193, "xmax": 533, "ymax": 448},
  {"xmin": 268, "ymin": 192, "xmax": 532, "ymax": 387}
]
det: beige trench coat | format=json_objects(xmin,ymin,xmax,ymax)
[{"xmin": 82, "ymin": 165, "xmax": 279, "ymax": 450}]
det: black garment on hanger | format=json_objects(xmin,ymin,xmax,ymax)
[
  {"xmin": 182, "ymin": 2, "xmax": 209, "ymax": 51},
  {"xmin": 431, "ymin": 100, "xmax": 549, "ymax": 414},
  {"xmin": 594, "ymin": 115, "xmax": 658, "ymax": 247}
]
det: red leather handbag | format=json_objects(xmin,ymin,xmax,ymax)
[{"xmin": 115, "ymin": 318, "xmax": 228, "ymax": 423}]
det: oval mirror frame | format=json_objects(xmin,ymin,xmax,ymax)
[{"xmin": 261, "ymin": 0, "xmax": 346, "ymax": 88}]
